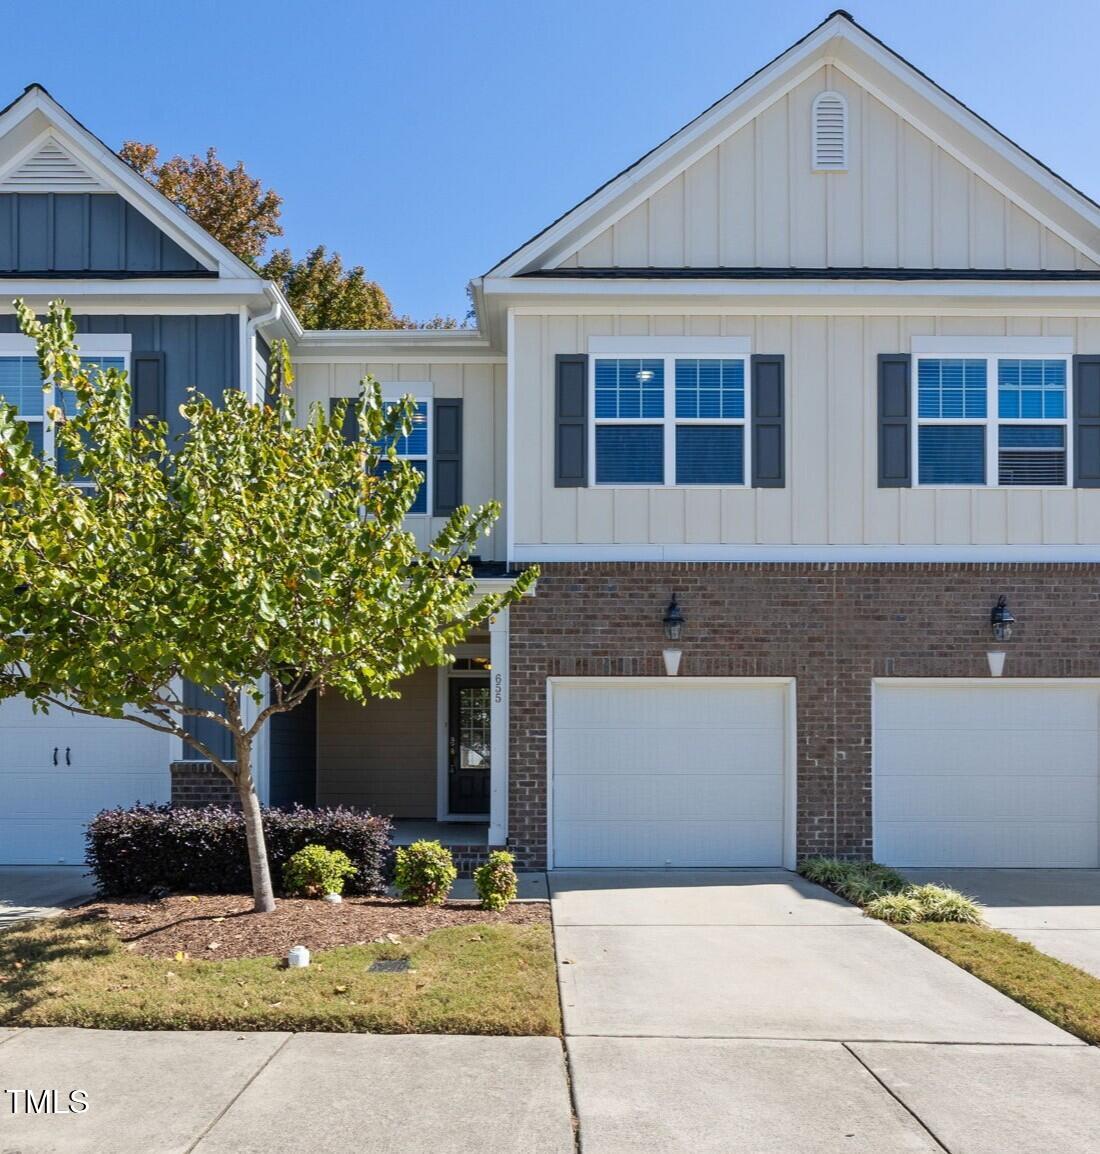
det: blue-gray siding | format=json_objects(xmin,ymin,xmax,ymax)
[
  {"xmin": 0, "ymin": 193, "xmax": 206, "ymax": 275},
  {"xmin": 269, "ymin": 690, "xmax": 317, "ymax": 807},
  {"xmin": 0, "ymin": 312, "xmax": 239, "ymax": 438},
  {"xmin": 0, "ymin": 310, "xmax": 240, "ymax": 758}
]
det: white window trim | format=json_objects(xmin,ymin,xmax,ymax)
[
  {"xmin": 588, "ymin": 351, "xmax": 753, "ymax": 488},
  {"xmin": 912, "ymin": 352, "xmax": 1073, "ymax": 489},
  {"xmin": 0, "ymin": 334, "xmax": 131, "ymax": 489}
]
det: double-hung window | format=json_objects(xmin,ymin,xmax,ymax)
[
  {"xmin": 0, "ymin": 334, "xmax": 129, "ymax": 490},
  {"xmin": 590, "ymin": 340, "xmax": 751, "ymax": 486},
  {"xmin": 372, "ymin": 397, "xmax": 430, "ymax": 514},
  {"xmin": 913, "ymin": 349, "xmax": 1070, "ymax": 487}
]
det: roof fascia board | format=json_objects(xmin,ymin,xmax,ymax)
[
  {"xmin": 488, "ymin": 21, "xmax": 839, "ymax": 277},
  {"xmin": 0, "ymin": 90, "xmax": 256, "ymax": 279}
]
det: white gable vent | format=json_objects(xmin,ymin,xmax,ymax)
[
  {"xmin": 812, "ymin": 91, "xmax": 848, "ymax": 172},
  {"xmin": 0, "ymin": 138, "xmax": 105, "ymax": 192}
]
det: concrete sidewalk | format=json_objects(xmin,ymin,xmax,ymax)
[
  {"xmin": 551, "ymin": 869, "xmax": 1100, "ymax": 1154},
  {"xmin": 0, "ymin": 1028, "xmax": 574, "ymax": 1154},
  {"xmin": 905, "ymin": 868, "xmax": 1100, "ymax": 980}
]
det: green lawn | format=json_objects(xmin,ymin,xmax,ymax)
[
  {"xmin": 902, "ymin": 922, "xmax": 1100, "ymax": 1046},
  {"xmin": 0, "ymin": 911, "xmax": 561, "ymax": 1035}
]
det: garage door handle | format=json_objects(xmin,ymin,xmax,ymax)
[
  {"xmin": 65, "ymin": 747, "xmax": 71, "ymax": 766},
  {"xmin": 52, "ymin": 746, "xmax": 58, "ymax": 766}
]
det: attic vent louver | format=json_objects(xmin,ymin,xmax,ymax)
[
  {"xmin": 0, "ymin": 138, "xmax": 105, "ymax": 191},
  {"xmin": 812, "ymin": 91, "xmax": 847, "ymax": 171}
]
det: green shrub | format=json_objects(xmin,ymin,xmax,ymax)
[
  {"xmin": 864, "ymin": 893, "xmax": 925, "ymax": 924},
  {"xmin": 474, "ymin": 851, "xmax": 518, "ymax": 911},
  {"xmin": 798, "ymin": 857, "xmax": 858, "ymax": 888},
  {"xmin": 282, "ymin": 844, "xmax": 357, "ymax": 898},
  {"xmin": 800, "ymin": 858, "xmax": 908, "ymax": 903},
  {"xmin": 908, "ymin": 883, "xmax": 984, "ymax": 924},
  {"xmin": 394, "ymin": 840, "xmax": 457, "ymax": 906}
]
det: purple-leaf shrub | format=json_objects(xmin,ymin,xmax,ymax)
[{"xmin": 86, "ymin": 804, "xmax": 392, "ymax": 897}]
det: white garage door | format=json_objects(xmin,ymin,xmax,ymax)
[
  {"xmin": 875, "ymin": 682, "xmax": 1100, "ymax": 868},
  {"xmin": 550, "ymin": 680, "xmax": 790, "ymax": 868},
  {"xmin": 0, "ymin": 697, "xmax": 170, "ymax": 865}
]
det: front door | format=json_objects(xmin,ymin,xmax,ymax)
[{"xmin": 448, "ymin": 677, "xmax": 491, "ymax": 815}]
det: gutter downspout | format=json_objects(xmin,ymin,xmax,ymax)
[{"xmin": 243, "ymin": 298, "xmax": 281, "ymax": 404}]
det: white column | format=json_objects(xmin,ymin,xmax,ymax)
[{"xmin": 488, "ymin": 608, "xmax": 510, "ymax": 846}]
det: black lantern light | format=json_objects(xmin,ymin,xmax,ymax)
[
  {"xmin": 990, "ymin": 596, "xmax": 1015, "ymax": 643},
  {"xmin": 663, "ymin": 595, "xmax": 685, "ymax": 641}
]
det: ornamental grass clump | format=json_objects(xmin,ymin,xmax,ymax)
[
  {"xmin": 863, "ymin": 893, "xmax": 926, "ymax": 924},
  {"xmin": 282, "ymin": 844, "xmax": 357, "ymax": 898},
  {"xmin": 394, "ymin": 840, "xmax": 457, "ymax": 906},
  {"xmin": 474, "ymin": 851, "xmax": 518, "ymax": 911},
  {"xmin": 907, "ymin": 883, "xmax": 984, "ymax": 924}
]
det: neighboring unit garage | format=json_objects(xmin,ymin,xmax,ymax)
[
  {"xmin": 0, "ymin": 698, "xmax": 170, "ymax": 865},
  {"xmin": 874, "ymin": 680, "xmax": 1100, "ymax": 868},
  {"xmin": 548, "ymin": 678, "xmax": 794, "ymax": 869}
]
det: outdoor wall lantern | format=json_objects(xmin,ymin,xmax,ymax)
[
  {"xmin": 987, "ymin": 595, "xmax": 1015, "ymax": 678},
  {"xmin": 990, "ymin": 596, "xmax": 1015, "ymax": 643},
  {"xmin": 662, "ymin": 595, "xmax": 684, "ymax": 677},
  {"xmin": 663, "ymin": 595, "xmax": 685, "ymax": 641}
]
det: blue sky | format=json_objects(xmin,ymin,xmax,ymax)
[{"xmin": 7, "ymin": 1, "xmax": 1100, "ymax": 321}]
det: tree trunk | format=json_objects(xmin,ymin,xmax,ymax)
[{"xmin": 235, "ymin": 740, "xmax": 276, "ymax": 913}]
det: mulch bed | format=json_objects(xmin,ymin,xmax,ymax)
[{"xmin": 73, "ymin": 894, "xmax": 550, "ymax": 961}]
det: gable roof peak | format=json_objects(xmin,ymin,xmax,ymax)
[{"xmin": 487, "ymin": 10, "xmax": 1100, "ymax": 278}]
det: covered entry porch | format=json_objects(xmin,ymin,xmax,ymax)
[{"xmin": 309, "ymin": 612, "xmax": 510, "ymax": 852}]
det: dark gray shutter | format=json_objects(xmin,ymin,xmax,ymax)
[
  {"xmin": 131, "ymin": 352, "xmax": 165, "ymax": 423},
  {"xmin": 750, "ymin": 355, "xmax": 785, "ymax": 487},
  {"xmin": 555, "ymin": 353, "xmax": 588, "ymax": 487},
  {"xmin": 878, "ymin": 353, "xmax": 912, "ymax": 487},
  {"xmin": 433, "ymin": 398, "xmax": 463, "ymax": 514},
  {"xmin": 330, "ymin": 397, "xmax": 357, "ymax": 442},
  {"xmin": 1074, "ymin": 356, "xmax": 1100, "ymax": 487}
]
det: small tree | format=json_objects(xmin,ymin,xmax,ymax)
[{"xmin": 0, "ymin": 300, "xmax": 534, "ymax": 912}]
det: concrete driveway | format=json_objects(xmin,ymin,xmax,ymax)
[
  {"xmin": 905, "ymin": 868, "xmax": 1100, "ymax": 980},
  {"xmin": 551, "ymin": 869, "xmax": 1100, "ymax": 1154},
  {"xmin": 0, "ymin": 866, "xmax": 94, "ymax": 925}
]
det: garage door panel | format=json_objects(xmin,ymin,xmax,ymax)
[
  {"xmin": 554, "ymin": 772, "xmax": 784, "ymax": 822},
  {"xmin": 875, "ymin": 683, "xmax": 1100, "ymax": 868},
  {"xmin": 877, "ymin": 773, "xmax": 1098, "ymax": 821},
  {"xmin": 0, "ymin": 771, "xmax": 168, "ymax": 819},
  {"xmin": 876, "ymin": 821, "xmax": 1099, "ymax": 869},
  {"xmin": 551, "ymin": 681, "xmax": 788, "ymax": 868},
  {"xmin": 879, "ymin": 687, "xmax": 1100, "ymax": 732},
  {"xmin": 554, "ymin": 684, "xmax": 785, "ymax": 732},
  {"xmin": 0, "ymin": 698, "xmax": 169, "ymax": 865},
  {"xmin": 876, "ymin": 729, "xmax": 1098, "ymax": 776},
  {"xmin": 553, "ymin": 819, "xmax": 784, "ymax": 869},
  {"xmin": 553, "ymin": 727, "xmax": 783, "ymax": 777},
  {"xmin": 0, "ymin": 819, "xmax": 91, "ymax": 865}
]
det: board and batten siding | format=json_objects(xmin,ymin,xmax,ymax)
[
  {"xmin": 513, "ymin": 311, "xmax": 1100, "ymax": 550},
  {"xmin": 0, "ymin": 193, "xmax": 205, "ymax": 274},
  {"xmin": 294, "ymin": 358, "xmax": 507, "ymax": 560},
  {"xmin": 555, "ymin": 66, "xmax": 1098, "ymax": 272}
]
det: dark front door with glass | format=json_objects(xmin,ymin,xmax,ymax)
[{"xmin": 448, "ymin": 677, "xmax": 491, "ymax": 815}]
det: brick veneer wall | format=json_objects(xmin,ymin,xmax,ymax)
[
  {"xmin": 506, "ymin": 562, "xmax": 1100, "ymax": 869},
  {"xmin": 170, "ymin": 761, "xmax": 238, "ymax": 808}
]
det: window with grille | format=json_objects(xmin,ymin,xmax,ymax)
[
  {"xmin": 914, "ymin": 355, "xmax": 1069, "ymax": 487},
  {"xmin": 0, "ymin": 352, "xmax": 127, "ymax": 488},
  {"xmin": 592, "ymin": 353, "xmax": 750, "ymax": 486}
]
